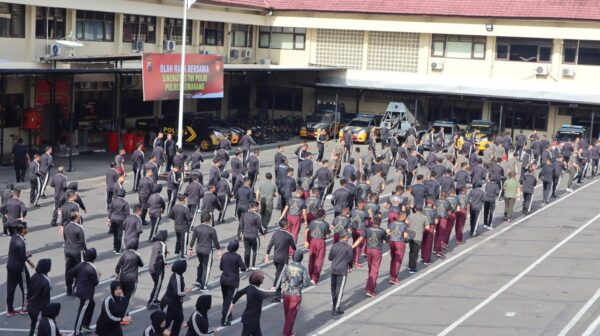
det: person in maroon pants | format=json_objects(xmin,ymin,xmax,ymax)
[
  {"xmin": 352, "ymin": 218, "xmax": 389, "ymax": 297},
  {"xmin": 277, "ymin": 249, "xmax": 311, "ymax": 336},
  {"xmin": 349, "ymin": 199, "xmax": 369, "ymax": 268},
  {"xmin": 304, "ymin": 209, "xmax": 331, "ymax": 285},
  {"xmin": 387, "ymin": 213, "xmax": 409, "ymax": 284},
  {"xmin": 421, "ymin": 198, "xmax": 437, "ymax": 265},
  {"xmin": 434, "ymin": 192, "xmax": 450, "ymax": 258},
  {"xmin": 454, "ymin": 187, "xmax": 469, "ymax": 244},
  {"xmin": 444, "ymin": 188, "xmax": 458, "ymax": 248},
  {"xmin": 279, "ymin": 189, "xmax": 307, "ymax": 255}
]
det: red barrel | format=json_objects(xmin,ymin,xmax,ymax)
[
  {"xmin": 23, "ymin": 109, "xmax": 41, "ymax": 130},
  {"xmin": 122, "ymin": 133, "xmax": 135, "ymax": 153},
  {"xmin": 134, "ymin": 135, "xmax": 145, "ymax": 149},
  {"xmin": 107, "ymin": 132, "xmax": 119, "ymax": 153}
]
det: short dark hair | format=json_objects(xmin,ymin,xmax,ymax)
[
  {"xmin": 265, "ymin": 172, "xmax": 272, "ymax": 180},
  {"xmin": 249, "ymin": 271, "xmax": 264, "ymax": 286},
  {"xmin": 279, "ymin": 219, "xmax": 288, "ymax": 228},
  {"xmin": 201, "ymin": 212, "xmax": 212, "ymax": 223}
]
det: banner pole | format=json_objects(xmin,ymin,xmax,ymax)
[{"xmin": 176, "ymin": 2, "xmax": 188, "ymax": 148}]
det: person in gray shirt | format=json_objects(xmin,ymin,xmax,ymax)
[
  {"xmin": 407, "ymin": 206, "xmax": 429, "ymax": 273},
  {"xmin": 256, "ymin": 172, "xmax": 278, "ymax": 230}
]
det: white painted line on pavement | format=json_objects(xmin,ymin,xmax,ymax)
[
  {"xmin": 582, "ymin": 311, "xmax": 600, "ymax": 336},
  {"xmin": 311, "ymin": 179, "xmax": 599, "ymax": 336},
  {"xmin": 558, "ymin": 287, "xmax": 600, "ymax": 336},
  {"xmin": 438, "ymin": 213, "xmax": 600, "ymax": 336}
]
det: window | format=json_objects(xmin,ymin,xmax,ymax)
[
  {"xmin": 428, "ymin": 99, "xmax": 483, "ymax": 125},
  {"xmin": 491, "ymin": 102, "xmax": 548, "ymax": 131},
  {"xmin": 431, "ymin": 35, "xmax": 486, "ymax": 59},
  {"xmin": 496, "ymin": 38, "xmax": 552, "ymax": 62},
  {"xmin": 164, "ymin": 18, "xmax": 192, "ymax": 45},
  {"xmin": 76, "ymin": 11, "xmax": 114, "ymax": 41},
  {"xmin": 563, "ymin": 40, "xmax": 600, "ymax": 66},
  {"xmin": 0, "ymin": 93, "xmax": 24, "ymax": 127},
  {"xmin": 35, "ymin": 7, "xmax": 66, "ymax": 39},
  {"xmin": 0, "ymin": 3, "xmax": 25, "ymax": 38},
  {"xmin": 123, "ymin": 15, "xmax": 156, "ymax": 43},
  {"xmin": 230, "ymin": 24, "xmax": 252, "ymax": 47},
  {"xmin": 255, "ymin": 87, "xmax": 303, "ymax": 111},
  {"xmin": 202, "ymin": 21, "xmax": 224, "ymax": 46},
  {"xmin": 259, "ymin": 26, "xmax": 306, "ymax": 50}
]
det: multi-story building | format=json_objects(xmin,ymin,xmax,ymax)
[{"xmin": 0, "ymin": 0, "xmax": 599, "ymax": 155}]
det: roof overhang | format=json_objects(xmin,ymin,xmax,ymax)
[{"xmin": 317, "ymin": 71, "xmax": 600, "ymax": 106}]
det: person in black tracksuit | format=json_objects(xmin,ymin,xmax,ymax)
[
  {"xmin": 1, "ymin": 183, "xmax": 14, "ymax": 235},
  {"xmin": 33, "ymin": 302, "xmax": 61, "ymax": 336},
  {"xmin": 144, "ymin": 310, "xmax": 168, "ymax": 336},
  {"xmin": 123, "ymin": 205, "xmax": 143, "ymax": 248},
  {"xmin": 236, "ymin": 177, "xmax": 255, "ymax": 236},
  {"xmin": 115, "ymin": 239, "xmax": 143, "ymax": 319},
  {"xmin": 169, "ymin": 195, "xmax": 193, "ymax": 258},
  {"xmin": 68, "ymin": 248, "xmax": 99, "ymax": 335},
  {"xmin": 482, "ymin": 181, "xmax": 500, "ymax": 229},
  {"xmin": 63, "ymin": 212, "xmax": 86, "ymax": 296},
  {"xmin": 1, "ymin": 188, "xmax": 27, "ymax": 236},
  {"xmin": 131, "ymin": 143, "xmax": 145, "ymax": 192},
  {"xmin": 28, "ymin": 154, "xmax": 42, "ymax": 206},
  {"xmin": 95, "ymin": 281, "xmax": 129, "ymax": 336},
  {"xmin": 231, "ymin": 271, "xmax": 276, "ymax": 336},
  {"xmin": 167, "ymin": 166, "xmax": 182, "ymax": 212},
  {"xmin": 50, "ymin": 168, "xmax": 67, "ymax": 226},
  {"xmin": 216, "ymin": 172, "xmax": 232, "ymax": 223},
  {"xmin": 185, "ymin": 173, "xmax": 204, "ymax": 216},
  {"xmin": 108, "ymin": 189, "xmax": 130, "ymax": 254},
  {"xmin": 201, "ymin": 184, "xmax": 222, "ymax": 227},
  {"xmin": 138, "ymin": 169, "xmax": 156, "ymax": 225},
  {"xmin": 165, "ymin": 134, "xmax": 176, "ymax": 172},
  {"xmin": 59, "ymin": 190, "xmax": 81, "ymax": 228},
  {"xmin": 265, "ymin": 219, "xmax": 296, "ymax": 301},
  {"xmin": 148, "ymin": 184, "xmax": 165, "ymax": 241},
  {"xmin": 57, "ymin": 182, "xmax": 87, "ymax": 214},
  {"xmin": 189, "ymin": 213, "xmax": 221, "ymax": 289},
  {"xmin": 147, "ymin": 230, "xmax": 168, "ymax": 310},
  {"xmin": 27, "ymin": 258, "xmax": 51, "ymax": 336},
  {"xmin": 241, "ymin": 202, "xmax": 265, "ymax": 269},
  {"xmin": 186, "ymin": 295, "xmax": 214, "ymax": 336},
  {"xmin": 160, "ymin": 260, "xmax": 191, "ymax": 336},
  {"xmin": 219, "ymin": 240, "xmax": 246, "ymax": 326},
  {"xmin": 6, "ymin": 224, "xmax": 33, "ymax": 316},
  {"xmin": 328, "ymin": 232, "xmax": 353, "ymax": 314},
  {"xmin": 105, "ymin": 164, "xmax": 119, "ymax": 209}
]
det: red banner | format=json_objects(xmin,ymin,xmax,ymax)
[{"xmin": 142, "ymin": 53, "xmax": 224, "ymax": 101}]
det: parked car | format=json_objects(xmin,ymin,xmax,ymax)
[
  {"xmin": 554, "ymin": 124, "xmax": 587, "ymax": 144},
  {"xmin": 300, "ymin": 112, "xmax": 349, "ymax": 140},
  {"xmin": 338, "ymin": 114, "xmax": 382, "ymax": 143},
  {"xmin": 380, "ymin": 101, "xmax": 428, "ymax": 141},
  {"xmin": 422, "ymin": 120, "xmax": 461, "ymax": 151},
  {"xmin": 459, "ymin": 120, "xmax": 498, "ymax": 153},
  {"xmin": 206, "ymin": 118, "xmax": 243, "ymax": 145}
]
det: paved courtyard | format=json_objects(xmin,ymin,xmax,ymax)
[{"xmin": 0, "ymin": 140, "xmax": 599, "ymax": 336}]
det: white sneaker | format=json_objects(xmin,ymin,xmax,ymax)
[{"xmin": 566, "ymin": 188, "xmax": 573, "ymax": 192}]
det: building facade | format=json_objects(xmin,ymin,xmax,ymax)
[{"xmin": 1, "ymin": 0, "xmax": 600, "ymax": 155}]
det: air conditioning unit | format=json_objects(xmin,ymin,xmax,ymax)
[
  {"xmin": 79, "ymin": 82, "xmax": 90, "ymax": 90},
  {"xmin": 535, "ymin": 65, "xmax": 549, "ymax": 76},
  {"xmin": 132, "ymin": 40, "xmax": 144, "ymax": 52},
  {"xmin": 163, "ymin": 40, "xmax": 176, "ymax": 53},
  {"xmin": 562, "ymin": 68, "xmax": 576, "ymax": 77},
  {"xmin": 431, "ymin": 61, "xmax": 444, "ymax": 70},
  {"xmin": 230, "ymin": 49, "xmax": 240, "ymax": 59},
  {"xmin": 48, "ymin": 44, "xmax": 62, "ymax": 57},
  {"xmin": 242, "ymin": 49, "xmax": 252, "ymax": 59},
  {"xmin": 259, "ymin": 58, "xmax": 271, "ymax": 65},
  {"xmin": 199, "ymin": 50, "xmax": 210, "ymax": 55}
]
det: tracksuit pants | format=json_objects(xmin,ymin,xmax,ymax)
[
  {"xmin": 243, "ymin": 237, "xmax": 259, "ymax": 268},
  {"xmin": 366, "ymin": 248, "xmax": 382, "ymax": 293},
  {"xmin": 149, "ymin": 216, "xmax": 161, "ymax": 241},
  {"xmin": 73, "ymin": 296, "xmax": 95, "ymax": 334},
  {"xmin": 389, "ymin": 241, "xmax": 406, "ymax": 282},
  {"xmin": 469, "ymin": 209, "xmax": 480, "ymax": 234},
  {"xmin": 148, "ymin": 271, "xmax": 164, "ymax": 304},
  {"xmin": 287, "ymin": 215, "xmax": 302, "ymax": 255},
  {"xmin": 351, "ymin": 229, "xmax": 365, "ymax": 265},
  {"xmin": 221, "ymin": 285, "xmax": 236, "ymax": 324},
  {"xmin": 175, "ymin": 231, "xmax": 188, "ymax": 258},
  {"xmin": 421, "ymin": 227, "xmax": 434, "ymax": 263},
  {"xmin": 283, "ymin": 294, "xmax": 302, "ymax": 336},
  {"xmin": 523, "ymin": 192, "xmax": 534, "ymax": 214},
  {"xmin": 196, "ymin": 252, "xmax": 211, "ymax": 287},
  {"xmin": 308, "ymin": 238, "xmax": 325, "ymax": 283},
  {"xmin": 408, "ymin": 240, "xmax": 421, "ymax": 270},
  {"xmin": 65, "ymin": 250, "xmax": 82, "ymax": 295},
  {"xmin": 454, "ymin": 210, "xmax": 467, "ymax": 243},
  {"xmin": 29, "ymin": 178, "xmax": 39, "ymax": 205},
  {"xmin": 111, "ymin": 219, "xmax": 124, "ymax": 252},
  {"xmin": 483, "ymin": 201, "xmax": 495, "ymax": 227},
  {"xmin": 6, "ymin": 267, "xmax": 29, "ymax": 312},
  {"xmin": 434, "ymin": 217, "xmax": 448, "ymax": 254},
  {"xmin": 330, "ymin": 274, "xmax": 347, "ymax": 310}
]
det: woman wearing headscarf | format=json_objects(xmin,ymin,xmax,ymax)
[
  {"xmin": 27, "ymin": 258, "xmax": 52, "ymax": 336},
  {"xmin": 34, "ymin": 302, "xmax": 61, "ymax": 336},
  {"xmin": 143, "ymin": 310, "xmax": 169, "ymax": 336},
  {"xmin": 186, "ymin": 295, "xmax": 214, "ymax": 335},
  {"xmin": 230, "ymin": 271, "xmax": 275, "ymax": 336},
  {"xmin": 219, "ymin": 240, "xmax": 246, "ymax": 326},
  {"xmin": 160, "ymin": 260, "xmax": 191, "ymax": 336},
  {"xmin": 95, "ymin": 281, "xmax": 130, "ymax": 336}
]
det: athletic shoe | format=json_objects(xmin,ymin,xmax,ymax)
[
  {"xmin": 409, "ymin": 268, "xmax": 417, "ymax": 274},
  {"xmin": 120, "ymin": 319, "xmax": 131, "ymax": 325},
  {"xmin": 331, "ymin": 309, "xmax": 344, "ymax": 315},
  {"xmin": 18, "ymin": 309, "xmax": 28, "ymax": 315},
  {"xmin": 389, "ymin": 279, "xmax": 400, "ymax": 285},
  {"xmin": 113, "ymin": 251, "xmax": 122, "ymax": 256},
  {"xmin": 366, "ymin": 291, "xmax": 376, "ymax": 297},
  {"xmin": 566, "ymin": 188, "xmax": 573, "ymax": 192},
  {"xmin": 272, "ymin": 297, "xmax": 282, "ymax": 303},
  {"xmin": 81, "ymin": 326, "xmax": 94, "ymax": 333},
  {"xmin": 6, "ymin": 310, "xmax": 18, "ymax": 317},
  {"xmin": 422, "ymin": 261, "xmax": 431, "ymax": 265},
  {"xmin": 436, "ymin": 253, "xmax": 445, "ymax": 258}
]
